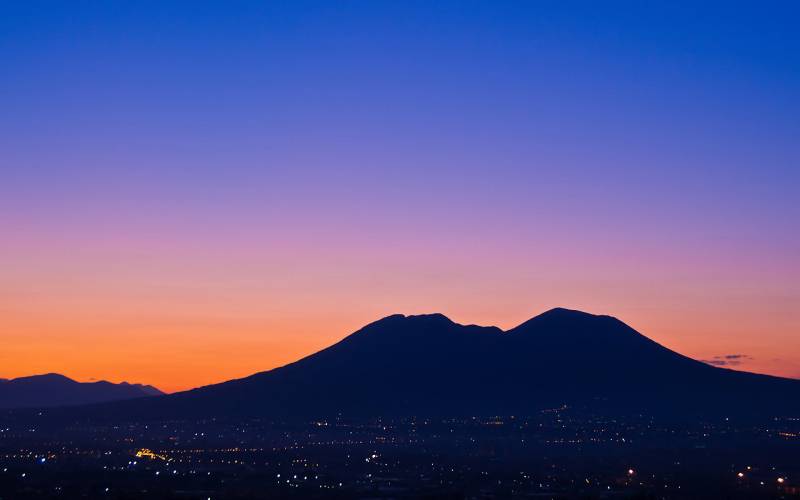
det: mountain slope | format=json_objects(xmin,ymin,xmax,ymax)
[
  {"xmin": 82, "ymin": 308, "xmax": 800, "ymax": 421},
  {"xmin": 0, "ymin": 373, "xmax": 164, "ymax": 409}
]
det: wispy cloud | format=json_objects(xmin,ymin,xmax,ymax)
[{"xmin": 700, "ymin": 354, "xmax": 754, "ymax": 367}]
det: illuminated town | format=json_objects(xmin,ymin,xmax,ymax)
[{"xmin": 1, "ymin": 407, "xmax": 797, "ymax": 498}]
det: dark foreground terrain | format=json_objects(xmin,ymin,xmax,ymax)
[{"xmin": 1, "ymin": 406, "xmax": 798, "ymax": 499}]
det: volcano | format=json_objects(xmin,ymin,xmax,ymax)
[{"xmin": 73, "ymin": 308, "xmax": 800, "ymax": 421}]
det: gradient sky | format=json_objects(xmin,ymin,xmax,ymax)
[{"xmin": 2, "ymin": 2, "xmax": 798, "ymax": 392}]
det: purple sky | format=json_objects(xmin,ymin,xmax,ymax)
[{"xmin": 1, "ymin": 1, "xmax": 798, "ymax": 391}]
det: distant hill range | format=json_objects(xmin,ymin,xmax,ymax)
[
  {"xmin": 69, "ymin": 308, "xmax": 800, "ymax": 421},
  {"xmin": 0, "ymin": 373, "xmax": 163, "ymax": 409}
]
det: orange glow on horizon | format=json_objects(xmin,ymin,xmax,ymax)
[
  {"xmin": 2, "ymin": 226, "xmax": 798, "ymax": 393},
  {"xmin": 3, "ymin": 295, "xmax": 798, "ymax": 393}
]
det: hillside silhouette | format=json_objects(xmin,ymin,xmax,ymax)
[
  {"xmin": 70, "ymin": 308, "xmax": 800, "ymax": 421},
  {"xmin": 0, "ymin": 373, "xmax": 163, "ymax": 409}
]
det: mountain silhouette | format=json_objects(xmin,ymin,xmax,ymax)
[
  {"xmin": 0, "ymin": 373, "xmax": 163, "ymax": 409},
  {"xmin": 74, "ymin": 308, "xmax": 800, "ymax": 421}
]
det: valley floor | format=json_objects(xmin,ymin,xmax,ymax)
[{"xmin": 1, "ymin": 408, "xmax": 798, "ymax": 499}]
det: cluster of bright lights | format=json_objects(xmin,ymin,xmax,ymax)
[{"xmin": 737, "ymin": 471, "xmax": 789, "ymax": 485}]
